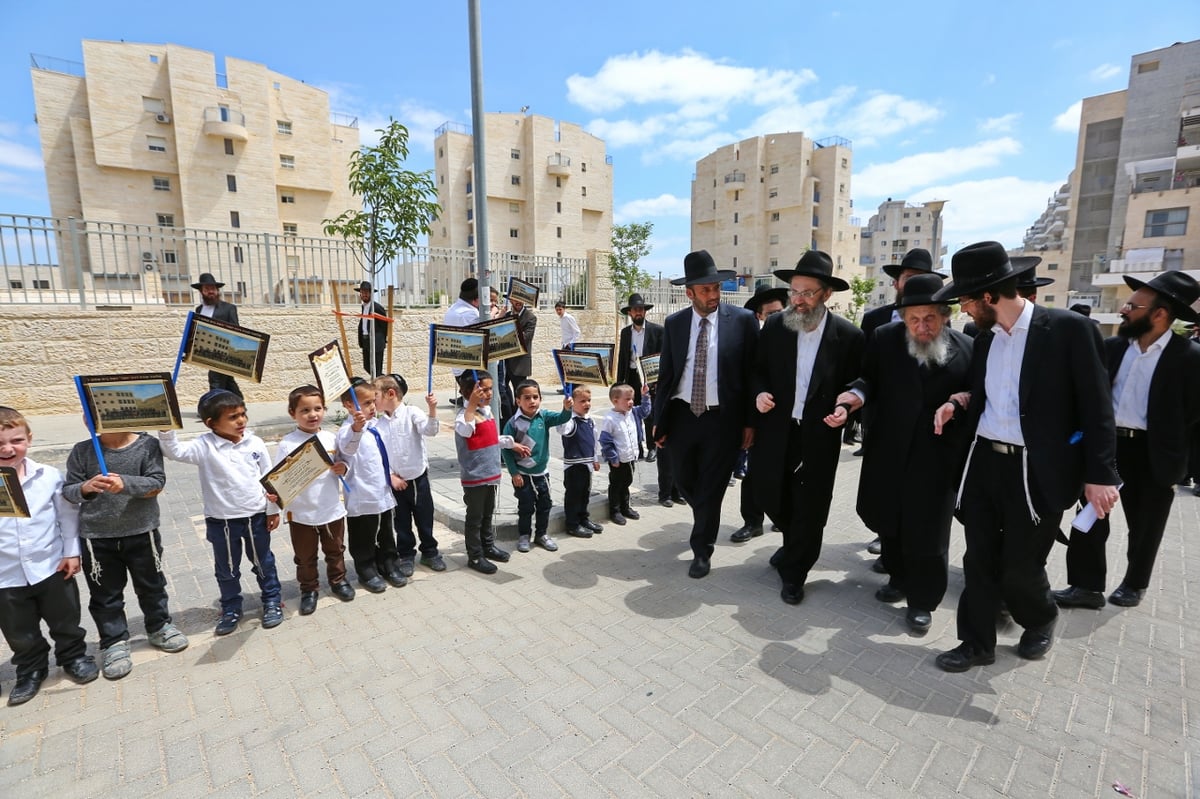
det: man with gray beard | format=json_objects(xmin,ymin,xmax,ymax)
[{"xmin": 828, "ymin": 274, "xmax": 973, "ymax": 632}]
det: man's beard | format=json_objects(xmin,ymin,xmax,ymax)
[
  {"xmin": 1117, "ymin": 314, "xmax": 1152, "ymax": 339},
  {"xmin": 906, "ymin": 326, "xmax": 952, "ymax": 367},
  {"xmin": 782, "ymin": 304, "xmax": 825, "ymax": 333},
  {"xmin": 970, "ymin": 301, "xmax": 997, "ymax": 332}
]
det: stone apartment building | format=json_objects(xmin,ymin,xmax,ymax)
[
  {"xmin": 1008, "ymin": 181, "xmax": 1074, "ymax": 309},
  {"xmin": 857, "ymin": 198, "xmax": 947, "ymax": 310}
]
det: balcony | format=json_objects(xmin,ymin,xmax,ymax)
[
  {"xmin": 202, "ymin": 107, "xmax": 248, "ymax": 141},
  {"xmin": 724, "ymin": 171, "xmax": 746, "ymax": 190},
  {"xmin": 547, "ymin": 153, "xmax": 571, "ymax": 177}
]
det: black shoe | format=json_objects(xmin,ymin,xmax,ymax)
[
  {"xmin": 359, "ymin": 575, "xmax": 387, "ymax": 594},
  {"xmin": 397, "ymin": 558, "xmax": 416, "ymax": 578},
  {"xmin": 875, "ymin": 585, "xmax": 905, "ymax": 603},
  {"xmin": 770, "ymin": 524, "xmax": 781, "ymax": 532},
  {"xmin": 866, "ymin": 537, "xmax": 882, "ymax": 555},
  {"xmin": 906, "ymin": 608, "xmax": 932, "ymax": 633},
  {"xmin": 331, "ymin": 582, "xmax": 356, "ymax": 601},
  {"xmin": 853, "ymin": 447, "xmax": 865, "ymax": 456},
  {"xmin": 7, "ymin": 669, "xmax": 47, "ymax": 706},
  {"xmin": 688, "ymin": 556, "xmax": 711, "ymax": 579},
  {"xmin": 936, "ymin": 642, "xmax": 996, "ymax": 673},
  {"xmin": 583, "ymin": 520, "xmax": 604, "ymax": 534},
  {"xmin": 768, "ymin": 547, "xmax": 784, "ymax": 569},
  {"xmin": 62, "ymin": 656, "xmax": 99, "ymax": 684},
  {"xmin": 658, "ymin": 498, "xmax": 674, "ymax": 508},
  {"xmin": 484, "ymin": 545, "xmax": 511, "ymax": 563},
  {"xmin": 730, "ymin": 525, "xmax": 764, "ymax": 543},
  {"xmin": 1108, "ymin": 583, "xmax": 1145, "ymax": 607},
  {"xmin": 567, "ymin": 525, "xmax": 593, "ymax": 538},
  {"xmin": 299, "ymin": 591, "xmax": 319, "ymax": 615},
  {"xmin": 384, "ymin": 569, "xmax": 409, "ymax": 588},
  {"xmin": 733, "ymin": 469, "xmax": 746, "ymax": 480},
  {"xmin": 214, "ymin": 610, "xmax": 242, "ymax": 636},
  {"xmin": 534, "ymin": 535, "xmax": 558, "ymax": 552},
  {"xmin": 780, "ymin": 582, "xmax": 804, "ymax": 605},
  {"xmin": 421, "ymin": 554, "xmax": 447, "ymax": 572},
  {"xmin": 1053, "ymin": 586, "xmax": 1106, "ymax": 609},
  {"xmin": 646, "ymin": 449, "xmax": 657, "ymax": 463},
  {"xmin": 610, "ymin": 508, "xmax": 627, "ymax": 525},
  {"xmin": 468, "ymin": 558, "xmax": 498, "ymax": 575},
  {"xmin": 620, "ymin": 506, "xmax": 640, "ymax": 521},
  {"xmin": 1017, "ymin": 620, "xmax": 1056, "ymax": 660},
  {"xmin": 871, "ymin": 558, "xmax": 887, "ymax": 574},
  {"xmin": 261, "ymin": 602, "xmax": 284, "ymax": 629},
  {"xmin": 671, "ymin": 494, "xmax": 687, "ymax": 505}
]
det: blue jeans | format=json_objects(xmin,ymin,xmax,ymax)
[
  {"xmin": 205, "ymin": 514, "xmax": 281, "ymax": 614},
  {"xmin": 514, "ymin": 473, "xmax": 552, "ymax": 539}
]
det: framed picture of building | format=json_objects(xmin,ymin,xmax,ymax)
[
  {"xmin": 431, "ymin": 324, "xmax": 489, "ymax": 370},
  {"xmin": 638, "ymin": 353, "xmax": 661, "ymax": 387},
  {"xmin": 468, "ymin": 315, "xmax": 527, "ymax": 362},
  {"xmin": 182, "ymin": 316, "xmax": 270, "ymax": 383},
  {"xmin": 308, "ymin": 340, "xmax": 353, "ymax": 402},
  {"xmin": 77, "ymin": 373, "xmax": 183, "ymax": 434},
  {"xmin": 260, "ymin": 435, "xmax": 337, "ymax": 510},
  {"xmin": 0, "ymin": 467, "xmax": 30, "ymax": 518},
  {"xmin": 571, "ymin": 342, "xmax": 616, "ymax": 380},
  {"xmin": 507, "ymin": 276, "xmax": 540, "ymax": 309},
  {"xmin": 553, "ymin": 349, "xmax": 609, "ymax": 387}
]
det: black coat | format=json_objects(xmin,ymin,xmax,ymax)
[
  {"xmin": 616, "ymin": 321, "xmax": 664, "ymax": 394},
  {"xmin": 195, "ymin": 300, "xmax": 239, "ymax": 326},
  {"xmin": 860, "ymin": 304, "xmax": 896, "ymax": 341},
  {"xmin": 357, "ymin": 301, "xmax": 389, "ymax": 351},
  {"xmin": 504, "ymin": 307, "xmax": 537, "ymax": 377}
]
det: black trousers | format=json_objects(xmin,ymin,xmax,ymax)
[
  {"xmin": 0, "ymin": 573, "xmax": 88, "ymax": 676},
  {"xmin": 739, "ymin": 453, "xmax": 764, "ymax": 529},
  {"xmin": 81, "ymin": 530, "xmax": 172, "ymax": 649},
  {"xmin": 774, "ymin": 422, "xmax": 839, "ymax": 585},
  {"xmin": 463, "ymin": 485, "xmax": 498, "ymax": 561},
  {"xmin": 879, "ymin": 525, "xmax": 950, "ymax": 612},
  {"xmin": 393, "ymin": 471, "xmax": 439, "ymax": 560},
  {"xmin": 957, "ymin": 444, "xmax": 1060, "ymax": 653},
  {"xmin": 359, "ymin": 335, "xmax": 384, "ymax": 377},
  {"xmin": 514, "ymin": 474, "xmax": 552, "ymax": 539},
  {"xmin": 608, "ymin": 461, "xmax": 634, "ymax": 510},
  {"xmin": 1065, "ymin": 435, "xmax": 1175, "ymax": 591},
  {"xmin": 346, "ymin": 510, "xmax": 399, "ymax": 580},
  {"xmin": 656, "ymin": 442, "xmax": 678, "ymax": 501},
  {"xmin": 563, "ymin": 464, "xmax": 593, "ymax": 526},
  {"xmin": 664, "ymin": 400, "xmax": 740, "ymax": 560}
]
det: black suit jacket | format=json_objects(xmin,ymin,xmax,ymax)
[
  {"xmin": 357, "ymin": 301, "xmax": 389, "ymax": 350},
  {"xmin": 616, "ymin": 321, "xmax": 665, "ymax": 393},
  {"xmin": 652, "ymin": 303, "xmax": 758, "ymax": 437},
  {"xmin": 195, "ymin": 301, "xmax": 239, "ymax": 326},
  {"xmin": 963, "ymin": 304, "xmax": 1119, "ymax": 513},
  {"xmin": 504, "ymin": 308, "xmax": 537, "ymax": 377},
  {"xmin": 860, "ymin": 304, "xmax": 896, "ymax": 341},
  {"xmin": 1105, "ymin": 332, "xmax": 1200, "ymax": 486}
]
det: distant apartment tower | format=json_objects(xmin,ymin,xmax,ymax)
[
  {"xmin": 30, "ymin": 40, "xmax": 360, "ymax": 300},
  {"xmin": 1007, "ymin": 180, "xmax": 1074, "ymax": 308},
  {"xmin": 691, "ymin": 133, "xmax": 858, "ymax": 295},
  {"xmin": 857, "ymin": 198, "xmax": 947, "ymax": 309}
]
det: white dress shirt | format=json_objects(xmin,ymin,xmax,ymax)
[
  {"xmin": 376, "ymin": 404, "xmax": 440, "ymax": 480},
  {"xmin": 976, "ymin": 299, "xmax": 1034, "ymax": 446},
  {"xmin": 335, "ymin": 419, "xmax": 397, "ymax": 516},
  {"xmin": 790, "ymin": 309, "xmax": 829, "ymax": 420},
  {"xmin": 560, "ymin": 311, "xmax": 581, "ymax": 348},
  {"xmin": 0, "ymin": 458, "xmax": 80, "ymax": 588},
  {"xmin": 1112, "ymin": 328, "xmax": 1172, "ymax": 430},
  {"xmin": 672, "ymin": 310, "xmax": 720, "ymax": 407},
  {"xmin": 274, "ymin": 429, "xmax": 345, "ymax": 526},
  {"xmin": 198, "ymin": 303, "xmax": 216, "ymax": 318},
  {"xmin": 159, "ymin": 430, "xmax": 275, "ymax": 519},
  {"xmin": 360, "ymin": 302, "xmax": 371, "ymax": 336}
]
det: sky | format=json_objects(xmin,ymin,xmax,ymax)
[{"xmin": 2, "ymin": 1, "xmax": 1197, "ymax": 277}]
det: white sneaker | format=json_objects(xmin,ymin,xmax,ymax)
[{"xmin": 147, "ymin": 623, "xmax": 189, "ymax": 653}]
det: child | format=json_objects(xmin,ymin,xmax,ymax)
[
  {"xmin": 160, "ymin": 390, "xmax": 283, "ymax": 636},
  {"xmin": 502, "ymin": 380, "xmax": 573, "ymax": 553},
  {"xmin": 274, "ymin": 385, "xmax": 355, "ymax": 616},
  {"xmin": 0, "ymin": 407, "xmax": 98, "ymax": 705},
  {"xmin": 63, "ymin": 427, "xmax": 187, "ymax": 681},
  {"xmin": 559, "ymin": 386, "xmax": 603, "ymax": 539},
  {"xmin": 373, "ymin": 374, "xmax": 443, "ymax": 576},
  {"xmin": 599, "ymin": 383, "xmax": 652, "ymax": 525},
  {"xmin": 454, "ymin": 372, "xmax": 529, "ymax": 573},
  {"xmin": 336, "ymin": 379, "xmax": 405, "ymax": 592}
]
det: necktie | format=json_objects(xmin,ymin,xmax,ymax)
[
  {"xmin": 692, "ymin": 317, "xmax": 709, "ymax": 415},
  {"xmin": 367, "ymin": 426, "xmax": 393, "ymax": 491}
]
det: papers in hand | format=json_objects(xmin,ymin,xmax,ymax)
[{"xmin": 1071, "ymin": 484, "xmax": 1122, "ymax": 532}]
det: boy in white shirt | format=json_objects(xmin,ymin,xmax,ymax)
[{"xmin": 599, "ymin": 383, "xmax": 651, "ymax": 525}]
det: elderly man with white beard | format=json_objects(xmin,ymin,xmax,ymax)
[{"xmin": 827, "ymin": 273, "xmax": 974, "ymax": 633}]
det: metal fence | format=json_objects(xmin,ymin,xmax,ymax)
[{"xmin": 0, "ymin": 214, "xmax": 590, "ymax": 310}]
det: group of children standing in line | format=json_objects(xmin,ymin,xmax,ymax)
[{"xmin": 0, "ymin": 373, "xmax": 655, "ymax": 706}]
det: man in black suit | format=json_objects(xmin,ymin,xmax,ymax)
[
  {"xmin": 929, "ymin": 241, "xmax": 1120, "ymax": 673},
  {"xmin": 828, "ymin": 273, "xmax": 973, "ymax": 632},
  {"xmin": 652, "ymin": 251, "xmax": 759, "ymax": 579},
  {"xmin": 1054, "ymin": 272, "xmax": 1200, "ymax": 610},
  {"xmin": 961, "ymin": 265, "xmax": 1052, "ymax": 338},
  {"xmin": 192, "ymin": 273, "xmax": 242, "ymax": 403},
  {"xmin": 616, "ymin": 293, "xmax": 664, "ymax": 462},
  {"xmin": 752, "ymin": 251, "xmax": 864, "ymax": 605},
  {"xmin": 356, "ymin": 281, "xmax": 389, "ymax": 377},
  {"xmin": 504, "ymin": 298, "xmax": 537, "ymax": 398}
]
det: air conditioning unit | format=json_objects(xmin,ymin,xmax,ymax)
[
  {"xmin": 143, "ymin": 262, "xmax": 156, "ymax": 272},
  {"xmin": 141, "ymin": 252, "xmax": 154, "ymax": 261},
  {"xmin": 155, "ymin": 113, "xmax": 171, "ymax": 124}
]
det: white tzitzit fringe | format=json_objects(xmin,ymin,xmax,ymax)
[
  {"xmin": 222, "ymin": 520, "xmax": 234, "ymax": 573},
  {"xmin": 149, "ymin": 530, "xmax": 163, "ymax": 573},
  {"xmin": 246, "ymin": 517, "xmax": 264, "ymax": 573},
  {"xmin": 85, "ymin": 539, "xmax": 102, "ymax": 582},
  {"xmin": 1021, "ymin": 448, "xmax": 1040, "ymax": 525},
  {"xmin": 955, "ymin": 438, "xmax": 978, "ymax": 510}
]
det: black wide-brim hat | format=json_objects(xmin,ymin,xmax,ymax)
[
  {"xmin": 1016, "ymin": 267, "xmax": 1054, "ymax": 290},
  {"xmin": 895, "ymin": 273, "xmax": 948, "ymax": 308},
  {"xmin": 620, "ymin": 292, "xmax": 654, "ymax": 315},
  {"xmin": 932, "ymin": 241, "xmax": 1040, "ymax": 302},
  {"xmin": 773, "ymin": 250, "xmax": 849, "ymax": 292},
  {"xmin": 743, "ymin": 285, "xmax": 789, "ymax": 312},
  {"xmin": 356, "ymin": 281, "xmax": 373, "ymax": 293},
  {"xmin": 882, "ymin": 247, "xmax": 935, "ymax": 280},
  {"xmin": 671, "ymin": 250, "xmax": 736, "ymax": 286},
  {"xmin": 1123, "ymin": 272, "xmax": 1200, "ymax": 322},
  {"xmin": 191, "ymin": 272, "xmax": 225, "ymax": 290}
]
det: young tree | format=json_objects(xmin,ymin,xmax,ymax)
[
  {"xmin": 609, "ymin": 221, "xmax": 653, "ymax": 304},
  {"xmin": 324, "ymin": 119, "xmax": 440, "ymax": 285},
  {"xmin": 847, "ymin": 275, "xmax": 875, "ymax": 324}
]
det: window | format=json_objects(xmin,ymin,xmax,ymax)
[
  {"xmin": 733, "ymin": 257, "xmax": 737, "ymax": 268},
  {"xmin": 734, "ymin": 190, "xmax": 739, "ymax": 202},
  {"xmin": 556, "ymin": 177, "xmax": 562, "ymax": 188},
  {"xmin": 902, "ymin": 226, "xmax": 910, "ymax": 233},
  {"xmin": 1047, "ymin": 262, "xmax": 1059, "ymax": 271},
  {"xmin": 915, "ymin": 225, "xmax": 921, "ymax": 232},
  {"xmin": 226, "ymin": 174, "xmax": 237, "ymax": 192},
  {"xmin": 142, "ymin": 97, "xmax": 165, "ymax": 113},
  {"xmin": 904, "ymin": 212, "xmax": 910, "ymax": 218},
  {"xmin": 152, "ymin": 176, "xmax": 170, "ymax": 191},
  {"xmin": 149, "ymin": 55, "xmax": 159, "ymax": 64},
  {"xmin": 581, "ymin": 162, "xmax": 587, "ymax": 172},
  {"xmin": 439, "ymin": 174, "xmax": 444, "ymax": 184},
  {"xmin": 224, "ymin": 138, "xmax": 234, "ymax": 155},
  {"xmin": 733, "ymin": 235, "xmax": 739, "ymax": 245},
  {"xmin": 280, "ymin": 155, "xmax": 295, "ymax": 169},
  {"xmin": 768, "ymin": 188, "xmax": 778, "ymax": 198},
  {"xmin": 147, "ymin": 136, "xmax": 167, "ymax": 152},
  {"xmin": 556, "ymin": 226, "xmax": 563, "ymax": 238},
  {"xmin": 1137, "ymin": 60, "xmax": 1159, "ymax": 74},
  {"xmin": 509, "ymin": 202, "xmax": 520, "ymax": 213},
  {"xmin": 556, "ymin": 201, "xmax": 562, "ymax": 213},
  {"xmin": 771, "ymin": 212, "xmax": 780, "ymax": 222},
  {"xmin": 230, "ymin": 211, "xmax": 240, "ymax": 228},
  {"xmin": 277, "ymin": 120, "xmax": 293, "ymax": 135},
  {"xmin": 282, "ymin": 223, "xmax": 298, "ymax": 236},
  {"xmin": 914, "ymin": 211, "xmax": 922, "ymax": 217},
  {"xmin": 467, "ymin": 234, "xmax": 474, "ymax": 247},
  {"xmin": 733, "ymin": 212, "xmax": 739, "ymax": 223},
  {"xmin": 466, "ymin": 181, "xmax": 472, "ymax": 194},
  {"xmin": 286, "ymin": 256, "xmax": 299, "ymax": 272},
  {"xmin": 769, "ymin": 258, "xmax": 778, "ymax": 268},
  {"xmin": 841, "ymin": 158, "xmax": 848, "ymax": 168},
  {"xmin": 510, "ymin": 228, "xmax": 519, "ymax": 238},
  {"xmin": 1144, "ymin": 208, "xmax": 1188, "ymax": 237},
  {"xmin": 1044, "ymin": 294, "xmax": 1056, "ymax": 303},
  {"xmin": 280, "ymin": 193, "xmax": 295, "ymax": 204},
  {"xmin": 218, "ymin": 104, "xmax": 230, "ymax": 122},
  {"xmin": 511, "ymin": 175, "xmax": 521, "ymax": 186},
  {"xmin": 438, "ymin": 147, "xmax": 444, "ymax": 158},
  {"xmin": 769, "ymin": 234, "xmax": 779, "ymax": 245},
  {"xmin": 272, "ymin": 81, "xmax": 281, "ymax": 90},
  {"xmin": 510, "ymin": 148, "xmax": 520, "ymax": 159},
  {"xmin": 156, "ymin": 213, "xmax": 174, "ymax": 227},
  {"xmin": 161, "ymin": 250, "xmax": 177, "ymax": 264},
  {"xmin": 233, "ymin": 246, "xmax": 244, "ymax": 264},
  {"xmin": 770, "ymin": 164, "xmax": 779, "ymax": 175},
  {"xmin": 581, "ymin": 186, "xmax": 587, "ymax": 197}
]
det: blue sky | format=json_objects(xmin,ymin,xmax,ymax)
[{"xmin": 1, "ymin": 1, "xmax": 1195, "ymax": 276}]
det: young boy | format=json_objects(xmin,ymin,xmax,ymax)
[
  {"xmin": 502, "ymin": 380, "xmax": 573, "ymax": 553},
  {"xmin": 373, "ymin": 374, "xmax": 443, "ymax": 576},
  {"xmin": 336, "ymin": 379, "xmax": 405, "ymax": 592},
  {"xmin": 0, "ymin": 407, "xmax": 99, "ymax": 705},
  {"xmin": 274, "ymin": 386, "xmax": 355, "ymax": 616},
  {"xmin": 454, "ymin": 372, "xmax": 529, "ymax": 573},
  {"xmin": 64, "ymin": 428, "xmax": 187, "ymax": 681},
  {"xmin": 559, "ymin": 386, "xmax": 603, "ymax": 538},
  {"xmin": 600, "ymin": 383, "xmax": 652, "ymax": 525},
  {"xmin": 160, "ymin": 391, "xmax": 283, "ymax": 636}
]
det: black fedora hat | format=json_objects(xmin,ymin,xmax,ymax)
[
  {"xmin": 1069, "ymin": 302, "xmax": 1094, "ymax": 317},
  {"xmin": 356, "ymin": 281, "xmax": 373, "ymax": 293},
  {"xmin": 773, "ymin": 250, "xmax": 849, "ymax": 292},
  {"xmin": 671, "ymin": 250, "xmax": 736, "ymax": 286},
  {"xmin": 1016, "ymin": 263, "xmax": 1054, "ymax": 291},
  {"xmin": 743, "ymin": 285, "xmax": 789, "ymax": 312},
  {"xmin": 895, "ymin": 273, "xmax": 947, "ymax": 308},
  {"xmin": 1123, "ymin": 271, "xmax": 1200, "ymax": 322},
  {"xmin": 191, "ymin": 272, "xmax": 224, "ymax": 290},
  {"xmin": 620, "ymin": 292, "xmax": 654, "ymax": 315},
  {"xmin": 882, "ymin": 248, "xmax": 935, "ymax": 280},
  {"xmin": 932, "ymin": 241, "xmax": 1040, "ymax": 302}
]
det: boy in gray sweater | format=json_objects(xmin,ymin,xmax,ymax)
[{"xmin": 64, "ymin": 431, "xmax": 188, "ymax": 680}]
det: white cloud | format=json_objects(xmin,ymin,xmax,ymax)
[
  {"xmin": 0, "ymin": 139, "xmax": 43, "ymax": 171},
  {"xmin": 1052, "ymin": 101, "xmax": 1082, "ymax": 133},
  {"xmin": 316, "ymin": 81, "xmax": 450, "ymax": 150},
  {"xmin": 615, "ymin": 193, "xmax": 690, "ymax": 223},
  {"xmin": 979, "ymin": 113, "xmax": 1021, "ymax": 134},
  {"xmin": 1090, "ymin": 63, "xmax": 1121, "ymax": 81},
  {"xmin": 913, "ymin": 177, "xmax": 1060, "ymax": 251},
  {"xmin": 586, "ymin": 116, "xmax": 671, "ymax": 148},
  {"xmin": 643, "ymin": 131, "xmax": 736, "ymax": 165},
  {"xmin": 838, "ymin": 93, "xmax": 941, "ymax": 143},
  {"xmin": 855, "ymin": 138, "xmax": 1022, "ymax": 198}
]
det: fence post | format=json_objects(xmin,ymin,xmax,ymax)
[
  {"xmin": 67, "ymin": 217, "xmax": 86, "ymax": 309},
  {"xmin": 261, "ymin": 232, "xmax": 274, "ymax": 305}
]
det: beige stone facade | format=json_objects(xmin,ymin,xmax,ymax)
[
  {"xmin": 858, "ymin": 199, "xmax": 947, "ymax": 310},
  {"xmin": 1012, "ymin": 181, "xmax": 1074, "ymax": 309}
]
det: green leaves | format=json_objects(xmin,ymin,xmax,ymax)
[{"xmin": 610, "ymin": 221, "xmax": 654, "ymax": 303}]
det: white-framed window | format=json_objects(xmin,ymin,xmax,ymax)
[
  {"xmin": 280, "ymin": 155, "xmax": 295, "ymax": 169},
  {"xmin": 280, "ymin": 193, "xmax": 295, "ymax": 204},
  {"xmin": 282, "ymin": 223, "xmax": 298, "ymax": 236},
  {"xmin": 161, "ymin": 250, "xmax": 178, "ymax": 264},
  {"xmin": 1144, "ymin": 208, "xmax": 1188, "ymax": 237},
  {"xmin": 152, "ymin": 176, "xmax": 171, "ymax": 191},
  {"xmin": 277, "ymin": 120, "xmax": 293, "ymax": 135},
  {"xmin": 142, "ymin": 97, "xmax": 165, "ymax": 114},
  {"xmin": 156, "ymin": 213, "xmax": 174, "ymax": 227},
  {"xmin": 147, "ymin": 136, "xmax": 167, "ymax": 153}
]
